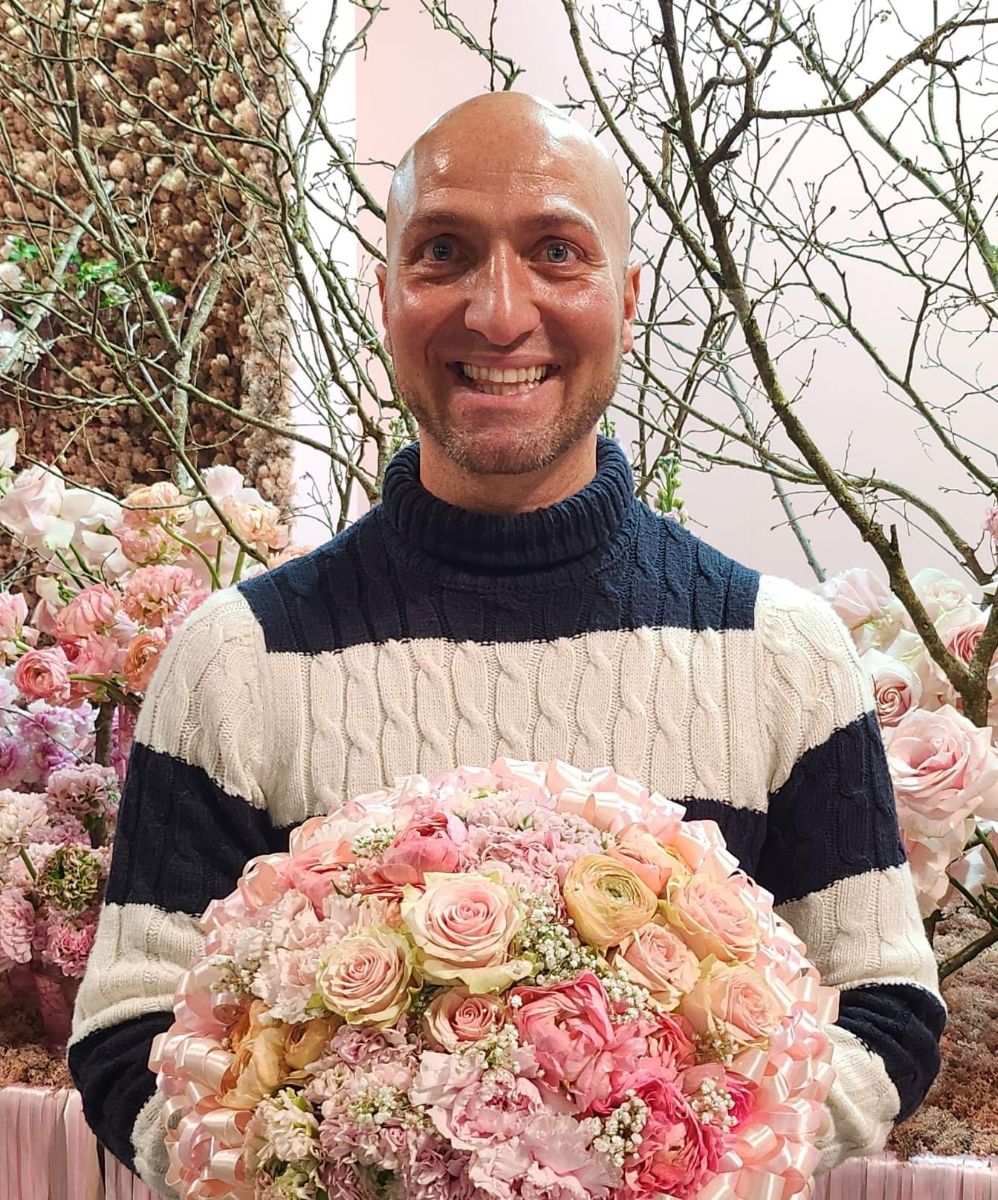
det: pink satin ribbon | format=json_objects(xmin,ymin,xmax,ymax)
[{"xmin": 0, "ymin": 1086, "xmax": 101, "ymax": 1200}]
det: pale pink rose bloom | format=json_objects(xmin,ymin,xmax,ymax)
[
  {"xmin": 13, "ymin": 646, "xmax": 72, "ymax": 704},
  {"xmin": 511, "ymin": 971, "xmax": 647, "ymax": 1111},
  {"xmin": 268, "ymin": 544, "xmax": 314, "ymax": 569},
  {"xmin": 883, "ymin": 704, "xmax": 998, "ymax": 839},
  {"xmin": 936, "ymin": 604, "xmax": 990, "ymax": 668},
  {"xmin": 614, "ymin": 922, "xmax": 701, "ymax": 1009},
  {"xmin": 120, "ymin": 481, "xmax": 191, "ymax": 528},
  {"xmin": 0, "ymin": 427, "xmax": 17, "ymax": 471},
  {"xmin": 912, "ymin": 567, "xmax": 973, "ymax": 623},
  {"xmin": 55, "ymin": 584, "xmax": 120, "ymax": 638},
  {"xmin": 660, "ymin": 874, "xmax": 760, "ymax": 964},
  {"xmin": 423, "ymin": 987, "xmax": 504, "ymax": 1050},
  {"xmin": 222, "ymin": 496, "xmax": 288, "ymax": 551},
  {"xmin": 401, "ymin": 871, "xmax": 526, "ymax": 991},
  {"xmin": 886, "ymin": 630, "xmax": 951, "ymax": 711},
  {"xmin": 946, "ymin": 821, "xmax": 998, "ymax": 901},
  {"xmin": 0, "ymin": 464, "xmax": 70, "ymax": 548},
  {"xmin": 315, "ymin": 925, "xmax": 414, "ymax": 1026},
  {"xmin": 604, "ymin": 824, "xmax": 689, "ymax": 895},
  {"xmin": 0, "ymin": 887, "xmax": 34, "ymax": 969},
  {"xmin": 0, "ymin": 591, "xmax": 28, "ymax": 640},
  {"xmin": 984, "ymin": 505, "xmax": 998, "ymax": 541},
  {"xmin": 680, "ymin": 960, "xmax": 783, "ymax": 1054},
  {"xmin": 903, "ymin": 821, "xmax": 971, "ymax": 918},
  {"xmin": 860, "ymin": 648, "xmax": 922, "ymax": 727},
  {"xmin": 816, "ymin": 567, "xmax": 906, "ymax": 652}
]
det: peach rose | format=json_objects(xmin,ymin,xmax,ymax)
[
  {"xmin": 614, "ymin": 922, "xmax": 701, "ymax": 1010},
  {"xmin": 605, "ymin": 824, "xmax": 691, "ymax": 896},
  {"xmin": 315, "ymin": 925, "xmax": 415, "ymax": 1026},
  {"xmin": 660, "ymin": 875, "xmax": 760, "ymax": 964},
  {"xmin": 563, "ymin": 853, "xmax": 658, "ymax": 948},
  {"xmin": 13, "ymin": 646, "xmax": 72, "ymax": 704},
  {"xmin": 681, "ymin": 960, "xmax": 783, "ymax": 1056},
  {"xmin": 423, "ymin": 987, "xmax": 504, "ymax": 1050},
  {"xmin": 401, "ymin": 871, "xmax": 528, "ymax": 992}
]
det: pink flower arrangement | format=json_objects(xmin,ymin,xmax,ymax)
[{"xmin": 152, "ymin": 760, "xmax": 837, "ymax": 1200}]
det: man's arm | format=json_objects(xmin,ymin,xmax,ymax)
[
  {"xmin": 68, "ymin": 590, "xmax": 281, "ymax": 1195},
  {"xmin": 753, "ymin": 577, "xmax": 945, "ymax": 1173}
]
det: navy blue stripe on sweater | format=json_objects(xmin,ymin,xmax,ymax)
[
  {"xmin": 238, "ymin": 509, "xmax": 762, "ymax": 656},
  {"xmin": 69, "ymin": 1011, "xmax": 173, "ymax": 1171},
  {"xmin": 755, "ymin": 712, "xmax": 906, "ymax": 906},
  {"xmin": 838, "ymin": 983, "xmax": 946, "ymax": 1121},
  {"xmin": 104, "ymin": 743, "xmax": 291, "ymax": 913}
]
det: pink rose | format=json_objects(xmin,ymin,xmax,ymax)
[
  {"xmin": 680, "ymin": 960, "xmax": 783, "ymax": 1056},
  {"xmin": 605, "ymin": 824, "xmax": 690, "ymax": 896},
  {"xmin": 815, "ymin": 568, "xmax": 904, "ymax": 652},
  {"xmin": 936, "ymin": 604, "xmax": 989, "ymax": 668},
  {"xmin": 401, "ymin": 871, "xmax": 527, "ymax": 992},
  {"xmin": 315, "ymin": 926, "xmax": 414, "ymax": 1026},
  {"xmin": 511, "ymin": 971, "xmax": 647, "ymax": 1111},
  {"xmin": 120, "ymin": 481, "xmax": 191, "ymax": 528},
  {"xmin": 884, "ymin": 704, "xmax": 998, "ymax": 839},
  {"xmin": 612, "ymin": 1069, "xmax": 723, "ymax": 1199},
  {"xmin": 222, "ymin": 496, "xmax": 288, "ymax": 551},
  {"xmin": 659, "ymin": 874, "xmax": 760, "ymax": 964},
  {"xmin": 947, "ymin": 822, "xmax": 998, "ymax": 900},
  {"xmin": 0, "ymin": 464, "xmax": 67, "ymax": 547},
  {"xmin": 912, "ymin": 567, "xmax": 973, "ymax": 622},
  {"xmin": 376, "ymin": 810, "xmax": 466, "ymax": 886},
  {"xmin": 861, "ymin": 648, "xmax": 922, "ymax": 727},
  {"xmin": 54, "ymin": 584, "xmax": 120, "ymax": 638},
  {"xmin": 13, "ymin": 646, "xmax": 72, "ymax": 704},
  {"xmin": 423, "ymin": 987, "xmax": 504, "ymax": 1050},
  {"xmin": 904, "ymin": 822, "xmax": 972, "ymax": 917},
  {"xmin": 614, "ymin": 922, "xmax": 700, "ymax": 1010}
]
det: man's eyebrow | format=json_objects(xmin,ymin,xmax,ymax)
[{"xmin": 401, "ymin": 207, "xmax": 601, "ymax": 240}]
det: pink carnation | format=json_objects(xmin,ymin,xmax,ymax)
[
  {"xmin": 35, "ymin": 911, "xmax": 97, "ymax": 977},
  {"xmin": 470, "ymin": 1112, "xmax": 619, "ymax": 1200},
  {"xmin": 0, "ymin": 887, "xmax": 35, "ymax": 969}
]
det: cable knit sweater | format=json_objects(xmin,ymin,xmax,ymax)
[{"xmin": 69, "ymin": 436, "xmax": 944, "ymax": 1195}]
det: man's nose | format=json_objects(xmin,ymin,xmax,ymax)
[{"xmin": 463, "ymin": 249, "xmax": 540, "ymax": 345}]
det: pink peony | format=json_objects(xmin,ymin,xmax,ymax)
[
  {"xmin": 511, "ymin": 972, "xmax": 647, "ymax": 1111},
  {"xmin": 375, "ymin": 810, "xmax": 467, "ymax": 887},
  {"xmin": 860, "ymin": 648, "xmax": 922, "ymax": 728},
  {"xmin": 884, "ymin": 704, "xmax": 998, "ymax": 839},
  {"xmin": 0, "ymin": 887, "xmax": 35, "ymax": 968},
  {"xmin": 13, "ymin": 646, "xmax": 73, "ymax": 704},
  {"xmin": 423, "ymin": 987, "xmax": 504, "ymax": 1050},
  {"xmin": 613, "ymin": 1069, "xmax": 724, "ymax": 1199},
  {"xmin": 54, "ymin": 584, "xmax": 120, "ymax": 639}
]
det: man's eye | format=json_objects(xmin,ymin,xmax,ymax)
[
  {"xmin": 425, "ymin": 239, "xmax": 455, "ymax": 262},
  {"xmin": 543, "ymin": 242, "xmax": 575, "ymax": 264}
]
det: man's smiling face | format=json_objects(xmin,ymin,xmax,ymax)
[{"xmin": 377, "ymin": 94, "xmax": 639, "ymax": 504}]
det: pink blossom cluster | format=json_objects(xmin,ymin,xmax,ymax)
[
  {"xmin": 815, "ymin": 567, "xmax": 998, "ymax": 916},
  {"xmin": 0, "ymin": 763, "xmax": 116, "ymax": 982},
  {"xmin": 0, "ymin": 430, "xmax": 308, "ymax": 709},
  {"xmin": 153, "ymin": 760, "xmax": 836, "ymax": 1200}
]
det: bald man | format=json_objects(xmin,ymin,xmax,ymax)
[{"xmin": 70, "ymin": 93, "xmax": 942, "ymax": 1195}]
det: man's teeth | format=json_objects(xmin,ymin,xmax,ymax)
[{"xmin": 459, "ymin": 363, "xmax": 550, "ymax": 391}]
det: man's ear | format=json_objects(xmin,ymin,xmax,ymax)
[
  {"xmin": 375, "ymin": 262, "xmax": 392, "ymax": 355},
  {"xmin": 620, "ymin": 263, "xmax": 641, "ymax": 355}
]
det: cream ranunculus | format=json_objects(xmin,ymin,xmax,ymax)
[
  {"xmin": 315, "ymin": 925, "xmax": 415, "ymax": 1026},
  {"xmin": 563, "ymin": 853, "xmax": 658, "ymax": 948},
  {"xmin": 402, "ymin": 871, "xmax": 529, "ymax": 993}
]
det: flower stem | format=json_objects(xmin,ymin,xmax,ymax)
[
  {"xmin": 938, "ymin": 925, "xmax": 998, "ymax": 982},
  {"xmin": 19, "ymin": 847, "xmax": 37, "ymax": 879}
]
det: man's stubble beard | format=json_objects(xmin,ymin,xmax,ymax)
[{"xmin": 401, "ymin": 353, "xmax": 623, "ymax": 477}]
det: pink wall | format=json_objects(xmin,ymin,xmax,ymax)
[{"xmin": 352, "ymin": 4, "xmax": 996, "ymax": 591}]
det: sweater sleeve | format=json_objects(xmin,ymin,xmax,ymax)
[
  {"xmin": 753, "ymin": 576, "xmax": 945, "ymax": 1174},
  {"xmin": 68, "ymin": 589, "xmax": 282, "ymax": 1196}
]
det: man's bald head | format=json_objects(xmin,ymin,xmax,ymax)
[{"xmin": 386, "ymin": 92, "xmax": 631, "ymax": 271}]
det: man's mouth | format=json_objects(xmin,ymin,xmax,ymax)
[{"xmin": 449, "ymin": 362, "xmax": 557, "ymax": 396}]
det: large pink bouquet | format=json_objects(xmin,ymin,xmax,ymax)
[{"xmin": 151, "ymin": 760, "xmax": 837, "ymax": 1200}]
